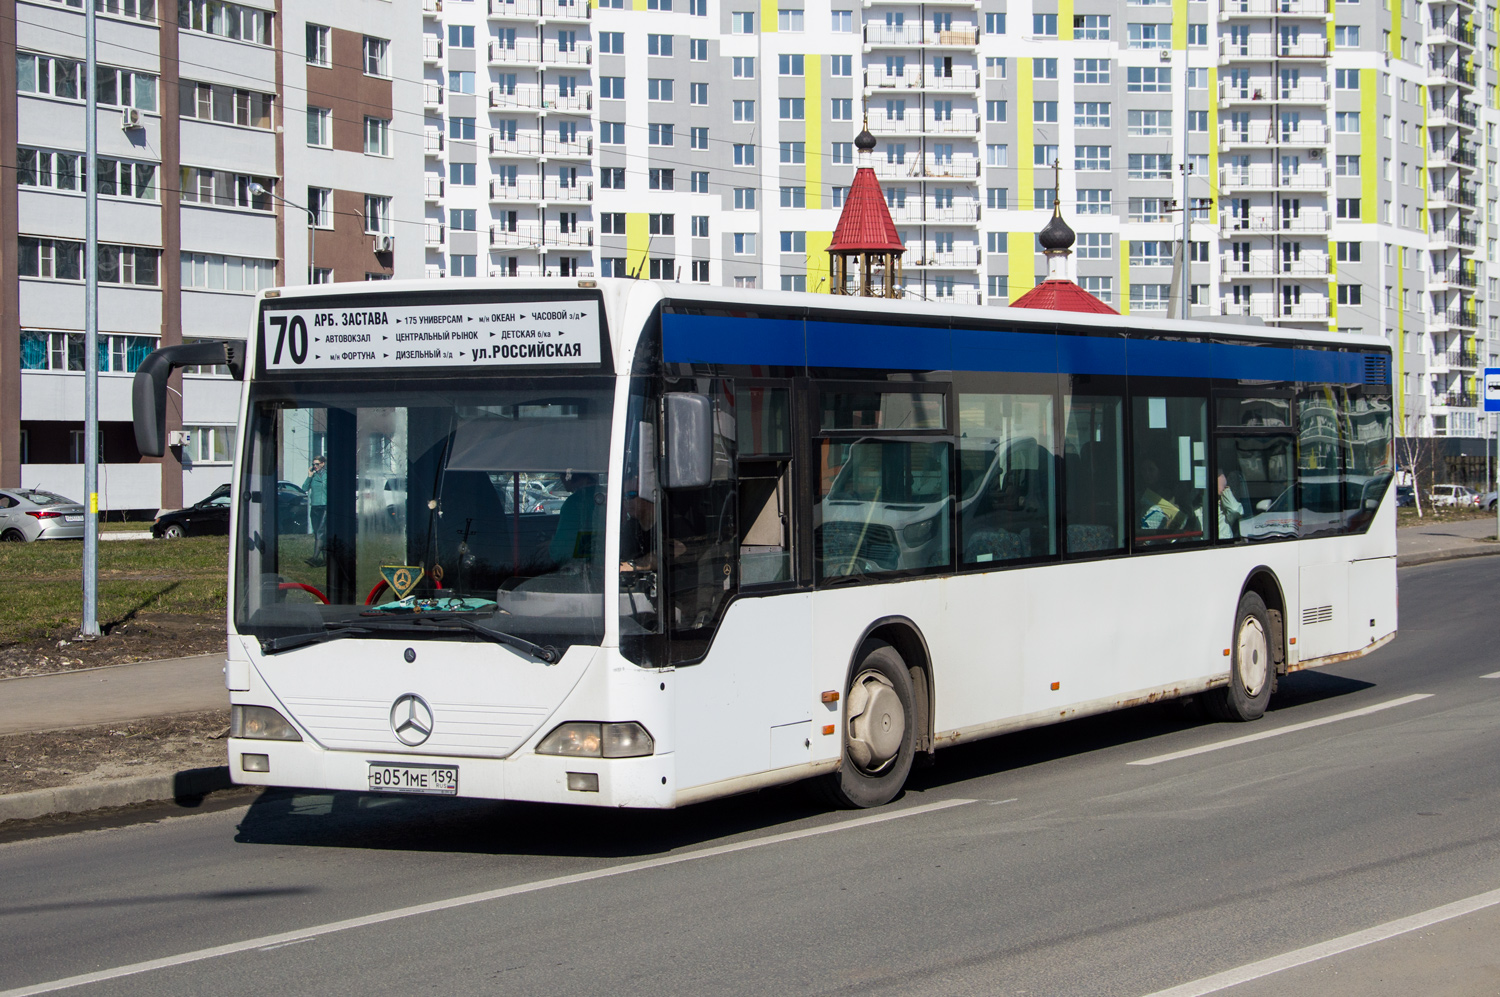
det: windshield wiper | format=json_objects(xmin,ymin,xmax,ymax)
[
  {"xmin": 261, "ymin": 626, "xmax": 374, "ymax": 655},
  {"xmin": 354, "ymin": 613, "xmax": 560, "ymax": 664}
]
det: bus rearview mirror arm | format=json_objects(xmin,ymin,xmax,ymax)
[
  {"xmin": 663, "ymin": 393, "xmax": 712, "ymax": 489},
  {"xmin": 132, "ymin": 342, "xmax": 246, "ymax": 457}
]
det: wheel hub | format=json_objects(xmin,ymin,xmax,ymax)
[
  {"xmin": 846, "ymin": 670, "xmax": 905, "ymax": 774},
  {"xmin": 1237, "ymin": 616, "xmax": 1269, "ymax": 698}
]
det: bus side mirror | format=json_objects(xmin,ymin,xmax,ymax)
[
  {"xmin": 132, "ymin": 342, "xmax": 245, "ymax": 457},
  {"xmin": 663, "ymin": 392, "xmax": 712, "ymax": 489}
]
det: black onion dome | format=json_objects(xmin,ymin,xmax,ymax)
[
  {"xmin": 854, "ymin": 127, "xmax": 877, "ymax": 152},
  {"xmin": 1038, "ymin": 200, "xmax": 1074, "ymax": 252}
]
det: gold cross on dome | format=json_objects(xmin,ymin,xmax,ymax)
[{"xmin": 1052, "ymin": 159, "xmax": 1061, "ymax": 207}]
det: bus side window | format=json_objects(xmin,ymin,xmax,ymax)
[
  {"xmin": 1131, "ymin": 393, "xmax": 1209, "ymax": 549},
  {"xmin": 1062, "ymin": 386, "xmax": 1126, "ymax": 556},
  {"xmin": 1296, "ymin": 387, "xmax": 1342, "ymax": 538},
  {"xmin": 735, "ymin": 386, "xmax": 793, "ymax": 586},
  {"xmin": 956, "ymin": 387, "xmax": 1056, "ymax": 566}
]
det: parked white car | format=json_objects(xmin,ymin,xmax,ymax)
[
  {"xmin": 0, "ymin": 488, "xmax": 87, "ymax": 542},
  {"xmin": 1429, "ymin": 484, "xmax": 1480, "ymax": 507}
]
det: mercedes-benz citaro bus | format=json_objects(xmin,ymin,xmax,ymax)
[{"xmin": 132, "ymin": 278, "xmax": 1397, "ymax": 809}]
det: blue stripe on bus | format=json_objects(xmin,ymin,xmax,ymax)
[{"xmin": 661, "ymin": 314, "xmax": 1375, "ymax": 384}]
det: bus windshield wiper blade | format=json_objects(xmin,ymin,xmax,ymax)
[
  {"xmin": 359, "ymin": 613, "xmax": 560, "ymax": 664},
  {"xmin": 261, "ymin": 625, "xmax": 374, "ymax": 654}
]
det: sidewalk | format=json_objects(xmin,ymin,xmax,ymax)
[
  {"xmin": 1396, "ymin": 516, "xmax": 1500, "ymax": 566},
  {"xmin": 0, "ymin": 653, "xmax": 226, "ymax": 737}
]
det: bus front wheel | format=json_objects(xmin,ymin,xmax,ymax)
[
  {"xmin": 1205, "ymin": 591, "xmax": 1274, "ymax": 722},
  {"xmin": 823, "ymin": 640, "xmax": 917, "ymax": 808}
]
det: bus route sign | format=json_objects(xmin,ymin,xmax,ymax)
[
  {"xmin": 260, "ymin": 300, "xmax": 601, "ymax": 372},
  {"xmin": 1486, "ymin": 368, "xmax": 1500, "ymax": 412}
]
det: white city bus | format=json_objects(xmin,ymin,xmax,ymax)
[{"xmin": 133, "ymin": 279, "xmax": 1397, "ymax": 809}]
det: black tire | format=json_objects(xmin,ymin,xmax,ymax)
[
  {"xmin": 820, "ymin": 639, "xmax": 917, "ymax": 808},
  {"xmin": 162, "ymin": 524, "xmax": 186, "ymax": 539},
  {"xmin": 1, "ymin": 529, "xmax": 26, "ymax": 543},
  {"xmin": 1204, "ymin": 591, "xmax": 1274, "ymax": 722}
]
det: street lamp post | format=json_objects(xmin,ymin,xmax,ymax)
[{"xmin": 249, "ymin": 183, "xmax": 316, "ymax": 284}]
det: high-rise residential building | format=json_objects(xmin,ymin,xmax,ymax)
[
  {"xmin": 422, "ymin": 0, "xmax": 1493, "ymax": 439},
  {"xmin": 0, "ymin": 0, "xmax": 423, "ymax": 513}
]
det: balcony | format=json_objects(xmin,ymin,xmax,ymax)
[
  {"xmin": 423, "ymin": 35, "xmax": 443, "ymax": 63},
  {"xmin": 543, "ymin": 41, "xmax": 592, "ymax": 64},
  {"xmin": 543, "ymin": 85, "xmax": 592, "ymax": 112},
  {"xmin": 1218, "ymin": 251, "xmax": 1330, "ymax": 277},
  {"xmin": 1217, "ymin": 79, "xmax": 1329, "ymax": 106},
  {"xmin": 922, "ymin": 154, "xmax": 980, "ymax": 178},
  {"xmin": 1428, "ymin": 58, "xmax": 1476, "ymax": 85},
  {"xmin": 1218, "ymin": 120, "xmax": 1328, "ymax": 148},
  {"xmin": 490, "ymin": 84, "xmax": 542, "ymax": 109},
  {"xmin": 543, "ymin": 179, "xmax": 593, "ymax": 201},
  {"xmin": 490, "ymin": 177, "xmax": 545, "ymax": 201},
  {"xmin": 544, "ymin": 136, "xmax": 593, "ymax": 157},
  {"xmin": 490, "ymin": 38, "xmax": 542, "ymax": 64},
  {"xmin": 489, "ymin": 265, "xmax": 549, "ymax": 279},
  {"xmin": 424, "ymin": 174, "xmax": 445, "ymax": 202},
  {"xmin": 922, "ymin": 67, "xmax": 981, "ymax": 90},
  {"xmin": 489, "ymin": 0, "xmax": 542, "ymax": 17},
  {"xmin": 538, "ymin": 0, "xmax": 590, "ymax": 20},
  {"xmin": 1443, "ymin": 225, "xmax": 1479, "ymax": 247},
  {"xmin": 906, "ymin": 244, "xmax": 981, "ymax": 268},
  {"xmin": 1441, "ymin": 391, "xmax": 1479, "ymax": 407},
  {"xmin": 1219, "ymin": 34, "xmax": 1328, "ymax": 60},
  {"xmin": 1274, "ymin": 299, "xmax": 1330, "ymax": 321},
  {"xmin": 423, "ymin": 82, "xmax": 444, "ymax": 109},
  {"xmin": 1219, "ymin": 164, "xmax": 1329, "ymax": 191},
  {"xmin": 1447, "ymin": 308, "xmax": 1480, "ymax": 330},
  {"xmin": 1221, "ymin": 297, "xmax": 1330, "ymax": 322},
  {"xmin": 1220, "ymin": 0, "xmax": 1329, "ymax": 16},
  {"xmin": 1219, "ymin": 207, "xmax": 1330, "ymax": 235},
  {"xmin": 490, "ymin": 133, "xmax": 545, "ymax": 157},
  {"xmin": 1447, "ymin": 350, "xmax": 1482, "ymax": 367},
  {"xmin": 867, "ymin": 65, "xmax": 923, "ymax": 88},
  {"xmin": 422, "ymin": 0, "xmax": 441, "ymax": 14},
  {"xmin": 491, "ymin": 221, "xmax": 543, "ymax": 247},
  {"xmin": 864, "ymin": 24, "xmax": 979, "ymax": 46},
  {"xmin": 925, "ymin": 110, "xmax": 980, "ymax": 133},
  {"xmin": 889, "ymin": 199, "xmax": 982, "ymax": 224},
  {"xmin": 424, "ymin": 222, "xmax": 446, "ymax": 248},
  {"xmin": 424, "ymin": 128, "xmax": 444, "ymax": 155},
  {"xmin": 1427, "ymin": 17, "xmax": 1477, "ymax": 47},
  {"xmin": 544, "ymin": 222, "xmax": 594, "ymax": 246},
  {"xmin": 924, "ymin": 286, "xmax": 983, "ymax": 306}
]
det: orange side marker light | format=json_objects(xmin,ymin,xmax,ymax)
[
  {"xmin": 821, "ymin": 691, "xmax": 840, "ymax": 703},
  {"xmin": 822, "ymin": 724, "xmax": 836, "ymax": 735},
  {"xmin": 1050, "ymin": 681, "xmax": 1060, "ymax": 691}
]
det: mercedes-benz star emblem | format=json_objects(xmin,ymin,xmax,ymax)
[{"xmin": 390, "ymin": 694, "xmax": 434, "ymax": 746}]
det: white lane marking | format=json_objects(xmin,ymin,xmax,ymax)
[
  {"xmin": 1139, "ymin": 885, "xmax": 1500, "ymax": 997},
  {"xmin": 1129, "ymin": 694, "xmax": 1434, "ymax": 767},
  {"xmin": 1482, "ymin": 671, "xmax": 1500, "ymax": 679},
  {"xmin": 0, "ymin": 797, "xmax": 975, "ymax": 997}
]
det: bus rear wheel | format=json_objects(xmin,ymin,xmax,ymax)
[
  {"xmin": 1205, "ymin": 591, "xmax": 1274, "ymax": 722},
  {"xmin": 822, "ymin": 640, "xmax": 916, "ymax": 809}
]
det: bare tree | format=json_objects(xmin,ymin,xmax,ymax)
[{"xmin": 1397, "ymin": 414, "xmax": 1428, "ymax": 518}]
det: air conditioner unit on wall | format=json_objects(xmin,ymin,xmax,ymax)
[
  {"xmin": 1158, "ymin": 49, "xmax": 1172, "ymax": 62},
  {"xmin": 120, "ymin": 107, "xmax": 142, "ymax": 130},
  {"xmin": 375, "ymin": 235, "xmax": 395, "ymax": 253}
]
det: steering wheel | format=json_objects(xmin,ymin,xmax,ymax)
[{"xmin": 278, "ymin": 581, "xmax": 328, "ymax": 604}]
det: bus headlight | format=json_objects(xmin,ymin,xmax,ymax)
[
  {"xmin": 537, "ymin": 722, "xmax": 654, "ymax": 758},
  {"xmin": 231, "ymin": 705, "xmax": 303, "ymax": 741}
]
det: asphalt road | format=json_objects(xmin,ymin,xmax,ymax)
[{"xmin": 3, "ymin": 558, "xmax": 1499, "ymax": 996}]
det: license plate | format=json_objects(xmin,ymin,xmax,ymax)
[
  {"xmin": 64, "ymin": 515, "xmax": 82, "ymax": 522},
  {"xmin": 368, "ymin": 762, "xmax": 458, "ymax": 796}
]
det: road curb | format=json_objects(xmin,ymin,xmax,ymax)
[
  {"xmin": 1398, "ymin": 545, "xmax": 1500, "ymax": 568},
  {"xmin": 0, "ymin": 766, "xmax": 232, "ymax": 824}
]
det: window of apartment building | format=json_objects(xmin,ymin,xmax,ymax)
[
  {"xmin": 1034, "ymin": 100, "xmax": 1058, "ymax": 123},
  {"xmin": 648, "ymin": 78, "xmax": 674, "ymax": 101},
  {"xmin": 732, "ymin": 100, "xmax": 756, "ymax": 123},
  {"xmin": 1128, "ymin": 198, "xmax": 1167, "ymax": 222},
  {"xmin": 1127, "ymin": 110, "xmax": 1171, "ymax": 137},
  {"xmin": 692, "ymin": 260, "xmax": 710, "ymax": 282},
  {"xmin": 1075, "ymin": 14, "xmax": 1109, "ymax": 38},
  {"xmin": 364, "ymin": 195, "xmax": 391, "ymax": 234},
  {"xmin": 96, "ymin": 65, "xmax": 159, "ymax": 111},
  {"xmin": 734, "ymin": 144, "xmax": 755, "ymax": 166},
  {"xmin": 20, "ymin": 332, "xmax": 159, "ymax": 374},
  {"xmin": 780, "ymin": 231, "xmax": 806, "ymax": 253},
  {"xmin": 778, "ymin": 8, "xmax": 804, "ymax": 31},
  {"xmin": 1077, "ymin": 233, "xmax": 1111, "ymax": 259},
  {"xmin": 1130, "ymin": 284, "xmax": 1170, "ymax": 311},
  {"xmin": 781, "ymin": 275, "xmax": 808, "ymax": 292},
  {"xmin": 1187, "ymin": 23, "xmax": 1207, "ymax": 45},
  {"xmin": 985, "ymin": 57, "xmax": 1007, "ymax": 79},
  {"xmin": 599, "ymin": 213, "xmax": 626, "ymax": 234},
  {"xmin": 450, "ymin": 116, "xmax": 476, "ymax": 140},
  {"xmin": 831, "ymin": 98, "xmax": 853, "ymax": 121},
  {"xmin": 648, "ymin": 213, "xmax": 675, "ymax": 235},
  {"xmin": 450, "ymin": 255, "xmax": 477, "ymax": 278},
  {"xmin": 732, "ymin": 57, "xmax": 754, "ymax": 79},
  {"xmin": 689, "ymin": 38, "xmax": 708, "ymax": 59},
  {"xmin": 734, "ymin": 233, "xmax": 756, "ymax": 254},
  {"xmin": 832, "ymin": 10, "xmax": 852, "ymax": 31},
  {"xmin": 307, "ymin": 187, "xmax": 332, "ymax": 228},
  {"xmin": 985, "ymin": 13, "xmax": 1006, "ymax": 33},
  {"xmin": 986, "ymin": 144, "xmax": 1009, "ymax": 167},
  {"xmin": 19, "ymin": 237, "xmax": 160, "ymax": 286},
  {"xmin": 448, "ymin": 71, "xmax": 475, "ymax": 94},
  {"xmin": 1032, "ymin": 13, "xmax": 1056, "ymax": 35},
  {"xmin": 1126, "ymin": 66, "xmax": 1171, "ymax": 92},
  {"xmin": 1072, "ymin": 145, "xmax": 1109, "ymax": 172},
  {"xmin": 1077, "ymin": 189, "xmax": 1111, "ymax": 214},
  {"xmin": 1187, "ymin": 110, "xmax": 1208, "ymax": 132},
  {"xmin": 1336, "ymin": 154, "xmax": 1360, "ymax": 176},
  {"xmin": 691, "ymin": 171, "xmax": 709, "ymax": 192},
  {"xmin": 1127, "ymin": 23, "xmax": 1169, "ymax": 48},
  {"xmin": 1080, "ymin": 276, "xmax": 1113, "ymax": 303},
  {"xmin": 831, "ymin": 142, "xmax": 853, "ymax": 164},
  {"xmin": 690, "ymin": 127, "xmax": 709, "ymax": 150},
  {"xmin": 986, "ymin": 100, "xmax": 1007, "ymax": 122},
  {"xmin": 648, "ymin": 258, "xmax": 674, "ymax": 279},
  {"xmin": 599, "ymin": 258, "xmax": 628, "ymax": 278},
  {"xmin": 18, "ymin": 149, "xmax": 157, "ymax": 201},
  {"xmin": 984, "ymin": 188, "xmax": 1007, "ymax": 209},
  {"xmin": 179, "ymin": 167, "xmax": 274, "ymax": 210},
  {"xmin": 1335, "ymin": 68, "xmax": 1359, "ymax": 90},
  {"xmin": 780, "ymin": 98, "xmax": 805, "ymax": 120},
  {"xmin": 1129, "ymin": 241, "xmax": 1172, "ymax": 266},
  {"xmin": 1033, "ymin": 58, "xmax": 1057, "ymax": 79},
  {"xmin": 734, "ymin": 187, "xmax": 757, "ymax": 209},
  {"xmin": 1335, "ymin": 111, "xmax": 1360, "ymax": 133},
  {"xmin": 649, "ymin": 123, "xmax": 675, "ymax": 145},
  {"xmin": 364, "ymin": 37, "xmax": 391, "ymax": 77},
  {"xmin": 599, "ymin": 31, "xmax": 624, "ymax": 54},
  {"xmin": 732, "ymin": 12, "xmax": 755, "ymax": 33},
  {"xmin": 449, "ymin": 163, "xmax": 476, "ymax": 186},
  {"xmin": 450, "ymin": 209, "xmax": 477, "ymax": 232},
  {"xmin": 1075, "ymin": 102, "xmax": 1110, "ymax": 128},
  {"xmin": 1337, "ymin": 284, "xmax": 1361, "ymax": 305},
  {"xmin": 1186, "ymin": 67, "xmax": 1207, "ymax": 89},
  {"xmin": 1075, "ymin": 58, "xmax": 1110, "ymax": 85},
  {"xmin": 648, "ymin": 33, "xmax": 673, "ymax": 55},
  {"xmin": 90, "ymin": 0, "xmax": 157, "ymax": 23},
  {"xmin": 1034, "ymin": 144, "xmax": 1059, "ymax": 166},
  {"xmin": 1334, "ymin": 25, "xmax": 1359, "ymax": 46},
  {"xmin": 179, "ymin": 0, "xmax": 272, "ymax": 45},
  {"xmin": 181, "ymin": 253, "xmax": 277, "ymax": 292},
  {"xmin": 364, "ymin": 117, "xmax": 391, "ymax": 156},
  {"xmin": 598, "ymin": 121, "xmax": 624, "ymax": 144},
  {"xmin": 831, "ymin": 186, "xmax": 850, "ymax": 207},
  {"xmin": 305, "ymin": 23, "xmax": 331, "ymax": 65},
  {"xmin": 689, "ymin": 82, "xmax": 709, "ymax": 105},
  {"xmin": 306, "ymin": 106, "xmax": 331, "ymax": 147},
  {"xmin": 779, "ymin": 54, "xmax": 805, "ymax": 76},
  {"xmin": 1336, "ymin": 197, "xmax": 1361, "ymax": 218},
  {"xmin": 690, "ymin": 216, "xmax": 710, "ymax": 238},
  {"xmin": 650, "ymin": 168, "xmax": 675, "ymax": 189},
  {"xmin": 781, "ymin": 142, "xmax": 805, "ymax": 164},
  {"xmin": 647, "ymin": 0, "xmax": 672, "ymax": 10},
  {"xmin": 183, "ymin": 426, "xmax": 237, "ymax": 464},
  {"xmin": 18, "ymin": 54, "xmax": 159, "ymax": 112},
  {"xmin": 780, "ymin": 186, "xmax": 806, "ymax": 208},
  {"xmin": 180, "ymin": 81, "xmax": 273, "ymax": 128},
  {"xmin": 448, "ymin": 24, "xmax": 474, "ymax": 48}
]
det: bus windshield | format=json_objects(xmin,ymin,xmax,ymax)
[{"xmin": 235, "ymin": 375, "xmax": 616, "ymax": 651}]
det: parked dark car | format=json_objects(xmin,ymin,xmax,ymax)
[
  {"xmin": 153, "ymin": 481, "xmax": 308, "ymax": 538},
  {"xmin": 1395, "ymin": 485, "xmax": 1415, "ymax": 508}
]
